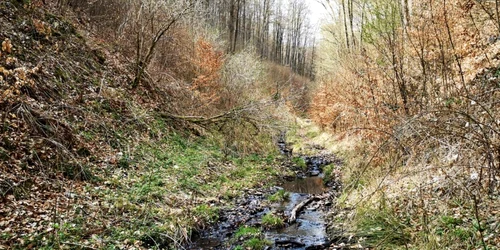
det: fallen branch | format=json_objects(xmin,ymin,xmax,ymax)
[
  {"xmin": 158, "ymin": 104, "xmax": 262, "ymax": 129},
  {"xmin": 61, "ymin": 242, "xmax": 97, "ymax": 250},
  {"xmin": 288, "ymin": 192, "xmax": 333, "ymax": 224},
  {"xmin": 159, "ymin": 109, "xmax": 237, "ymax": 124},
  {"xmin": 275, "ymin": 239, "xmax": 306, "ymax": 247},
  {"xmin": 288, "ymin": 196, "xmax": 318, "ymax": 224}
]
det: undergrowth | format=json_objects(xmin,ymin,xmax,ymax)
[{"xmin": 0, "ymin": 1, "xmax": 296, "ymax": 248}]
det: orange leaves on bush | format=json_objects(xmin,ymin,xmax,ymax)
[{"xmin": 191, "ymin": 39, "xmax": 224, "ymax": 106}]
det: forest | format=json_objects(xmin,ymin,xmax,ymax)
[{"xmin": 0, "ymin": 0, "xmax": 499, "ymax": 249}]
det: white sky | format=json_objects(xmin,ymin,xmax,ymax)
[
  {"xmin": 305, "ymin": 0, "xmax": 329, "ymax": 39},
  {"xmin": 307, "ymin": 0, "xmax": 328, "ymax": 26}
]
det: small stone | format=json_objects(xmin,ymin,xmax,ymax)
[{"xmin": 310, "ymin": 170, "xmax": 320, "ymax": 176}]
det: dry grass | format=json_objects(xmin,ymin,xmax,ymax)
[{"xmin": 312, "ymin": 0, "xmax": 500, "ymax": 248}]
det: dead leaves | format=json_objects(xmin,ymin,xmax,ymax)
[
  {"xmin": 33, "ymin": 19, "xmax": 52, "ymax": 38},
  {"xmin": 1, "ymin": 38, "xmax": 13, "ymax": 55},
  {"xmin": 191, "ymin": 39, "xmax": 224, "ymax": 106},
  {"xmin": 1, "ymin": 64, "xmax": 36, "ymax": 104}
]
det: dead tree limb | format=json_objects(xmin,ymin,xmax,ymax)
[
  {"xmin": 288, "ymin": 192, "xmax": 333, "ymax": 224},
  {"xmin": 289, "ymin": 196, "xmax": 318, "ymax": 224}
]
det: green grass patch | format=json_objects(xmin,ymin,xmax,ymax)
[
  {"xmin": 261, "ymin": 213, "xmax": 284, "ymax": 228},
  {"xmin": 83, "ymin": 131, "xmax": 286, "ymax": 248},
  {"xmin": 235, "ymin": 226, "xmax": 261, "ymax": 238},
  {"xmin": 193, "ymin": 204, "xmax": 219, "ymax": 224},
  {"xmin": 323, "ymin": 164, "xmax": 335, "ymax": 182},
  {"xmin": 292, "ymin": 156, "xmax": 307, "ymax": 170},
  {"xmin": 431, "ymin": 215, "xmax": 475, "ymax": 247},
  {"xmin": 305, "ymin": 130, "xmax": 320, "ymax": 138},
  {"xmin": 354, "ymin": 203, "xmax": 411, "ymax": 248},
  {"xmin": 268, "ymin": 189, "xmax": 290, "ymax": 202},
  {"xmin": 243, "ymin": 237, "xmax": 272, "ymax": 249}
]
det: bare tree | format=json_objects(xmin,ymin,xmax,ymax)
[{"xmin": 123, "ymin": 0, "xmax": 197, "ymax": 88}]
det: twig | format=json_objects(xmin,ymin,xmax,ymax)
[{"xmin": 61, "ymin": 242, "xmax": 98, "ymax": 250}]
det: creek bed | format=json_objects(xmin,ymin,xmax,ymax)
[
  {"xmin": 265, "ymin": 178, "xmax": 330, "ymax": 249},
  {"xmin": 188, "ymin": 154, "xmax": 339, "ymax": 250}
]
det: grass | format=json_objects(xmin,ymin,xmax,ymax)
[
  {"xmin": 352, "ymin": 196, "xmax": 411, "ymax": 249},
  {"xmin": 261, "ymin": 213, "xmax": 284, "ymax": 228},
  {"xmin": 431, "ymin": 215, "xmax": 475, "ymax": 248},
  {"xmin": 292, "ymin": 156, "xmax": 307, "ymax": 170},
  {"xmin": 305, "ymin": 130, "xmax": 320, "ymax": 138},
  {"xmin": 323, "ymin": 164, "xmax": 335, "ymax": 182},
  {"xmin": 268, "ymin": 189, "xmax": 290, "ymax": 202},
  {"xmin": 193, "ymin": 204, "xmax": 219, "ymax": 224},
  {"xmin": 234, "ymin": 226, "xmax": 261, "ymax": 239},
  {"xmin": 331, "ymin": 136, "xmax": 499, "ymax": 249},
  {"xmin": 80, "ymin": 131, "xmax": 286, "ymax": 248},
  {"xmin": 243, "ymin": 238, "xmax": 272, "ymax": 249}
]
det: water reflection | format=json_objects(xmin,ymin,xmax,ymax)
[{"xmin": 282, "ymin": 177, "xmax": 325, "ymax": 194}]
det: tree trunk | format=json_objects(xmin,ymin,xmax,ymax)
[{"xmin": 341, "ymin": 0, "xmax": 350, "ymax": 50}]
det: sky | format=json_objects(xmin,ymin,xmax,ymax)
[
  {"xmin": 308, "ymin": 0, "xmax": 329, "ymax": 27},
  {"xmin": 305, "ymin": 0, "xmax": 329, "ymax": 39}
]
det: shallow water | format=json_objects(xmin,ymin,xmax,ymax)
[
  {"xmin": 281, "ymin": 176, "xmax": 326, "ymax": 195},
  {"xmin": 264, "ymin": 182, "xmax": 328, "ymax": 250},
  {"xmin": 189, "ymin": 153, "xmax": 335, "ymax": 250}
]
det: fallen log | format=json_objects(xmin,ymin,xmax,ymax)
[
  {"xmin": 288, "ymin": 192, "xmax": 333, "ymax": 224},
  {"xmin": 289, "ymin": 196, "xmax": 318, "ymax": 223},
  {"xmin": 275, "ymin": 239, "xmax": 306, "ymax": 247}
]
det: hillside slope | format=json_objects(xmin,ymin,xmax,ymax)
[
  {"xmin": 309, "ymin": 0, "xmax": 500, "ymax": 248},
  {"xmin": 0, "ymin": 2, "xmax": 299, "ymax": 248}
]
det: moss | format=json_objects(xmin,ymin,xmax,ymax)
[
  {"xmin": 323, "ymin": 164, "xmax": 335, "ymax": 182},
  {"xmin": 292, "ymin": 156, "xmax": 307, "ymax": 170}
]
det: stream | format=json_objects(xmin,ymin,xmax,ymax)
[{"xmin": 188, "ymin": 150, "xmax": 341, "ymax": 249}]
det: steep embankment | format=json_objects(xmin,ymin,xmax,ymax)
[
  {"xmin": 0, "ymin": 2, "xmax": 295, "ymax": 249},
  {"xmin": 308, "ymin": 0, "xmax": 500, "ymax": 248}
]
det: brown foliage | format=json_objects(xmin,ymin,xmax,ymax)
[
  {"xmin": 315, "ymin": 1, "xmax": 500, "ymax": 246},
  {"xmin": 191, "ymin": 39, "xmax": 224, "ymax": 107},
  {"xmin": 313, "ymin": 0, "xmax": 500, "ymax": 196},
  {"xmin": 313, "ymin": 0, "xmax": 500, "ymax": 134},
  {"xmin": 266, "ymin": 63, "xmax": 312, "ymax": 115}
]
